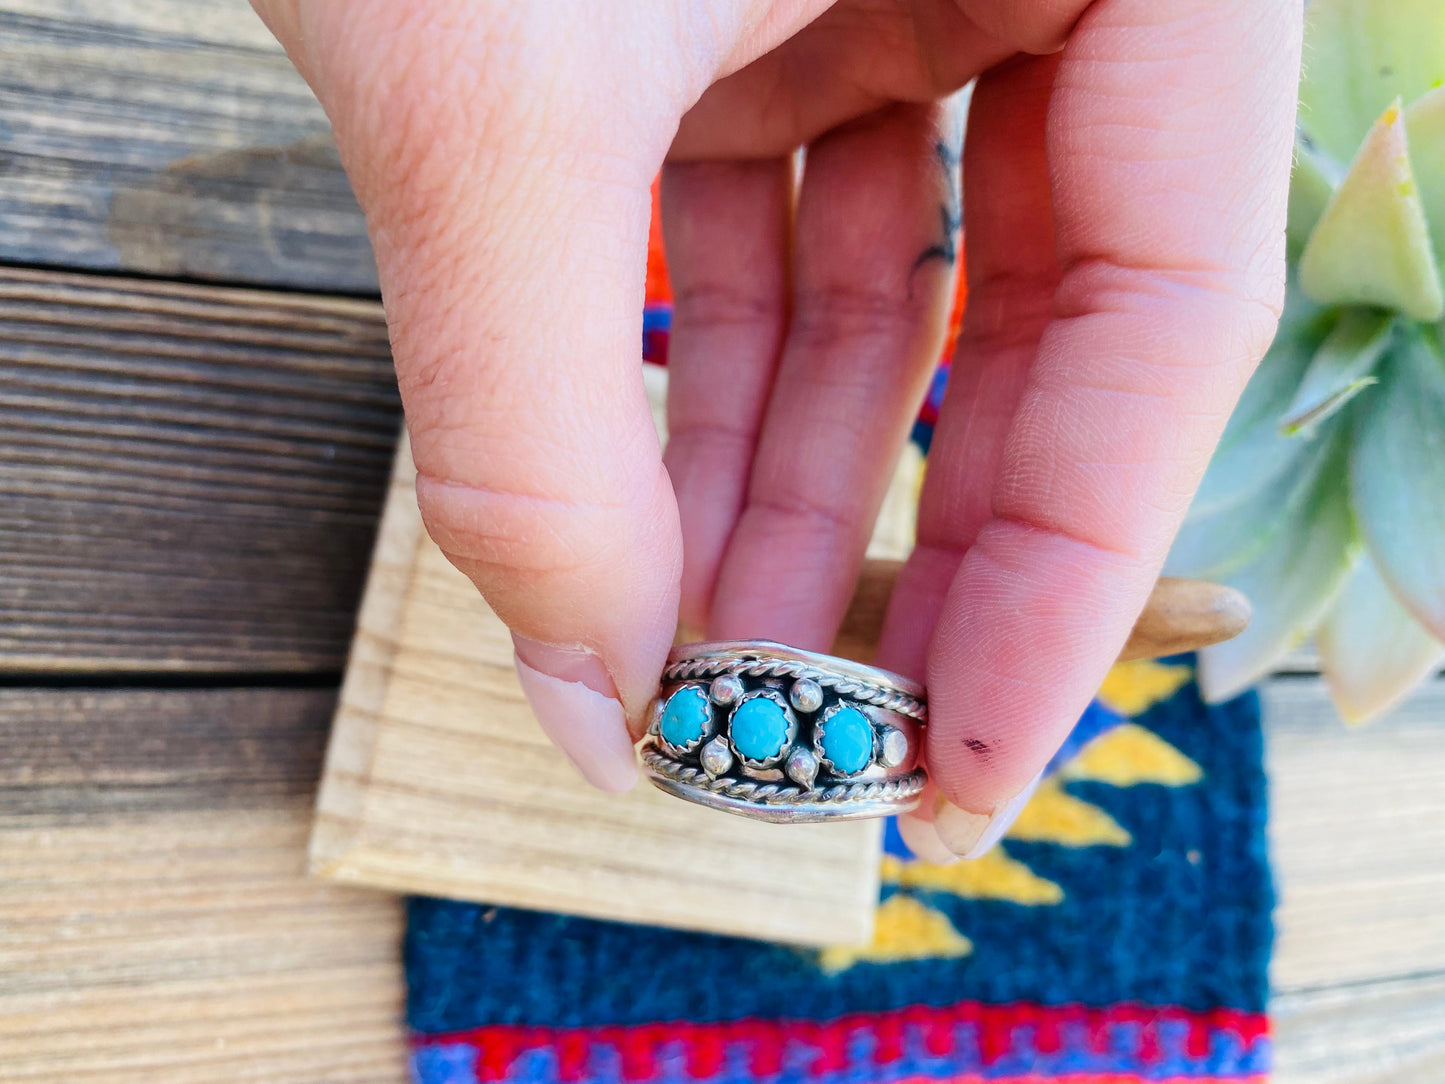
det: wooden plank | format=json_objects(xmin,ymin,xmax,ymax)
[
  {"xmin": 310, "ymin": 425, "xmax": 888, "ymax": 947},
  {"xmin": 0, "ymin": 685, "xmax": 332, "ymax": 817},
  {"xmin": 0, "ymin": 0, "xmax": 374, "ymax": 292},
  {"xmin": 0, "ymin": 266, "xmax": 399, "ymax": 672},
  {"xmin": 0, "ymin": 687, "xmax": 407, "ymax": 1083},
  {"xmin": 1273, "ymin": 972, "xmax": 1445, "ymax": 1084},
  {"xmin": 1266, "ymin": 673, "xmax": 1445, "ymax": 993}
]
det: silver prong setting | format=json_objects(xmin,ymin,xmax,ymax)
[
  {"xmin": 699, "ymin": 736, "xmax": 735, "ymax": 779},
  {"xmin": 785, "ymin": 746, "xmax": 820, "ymax": 790},
  {"xmin": 709, "ymin": 674, "xmax": 745, "ymax": 706},
  {"xmin": 789, "ymin": 678, "xmax": 824, "ymax": 714},
  {"xmin": 878, "ymin": 726, "xmax": 909, "ymax": 769}
]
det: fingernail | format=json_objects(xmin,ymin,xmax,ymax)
[
  {"xmin": 897, "ymin": 814, "xmax": 960, "ymax": 865},
  {"xmin": 933, "ymin": 771, "xmax": 1044, "ymax": 859},
  {"xmin": 512, "ymin": 637, "xmax": 638, "ymax": 793}
]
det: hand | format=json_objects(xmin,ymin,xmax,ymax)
[{"xmin": 254, "ymin": 0, "xmax": 1301, "ymax": 855}]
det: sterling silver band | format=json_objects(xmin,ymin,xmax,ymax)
[{"xmin": 640, "ymin": 640, "xmax": 927, "ymax": 823}]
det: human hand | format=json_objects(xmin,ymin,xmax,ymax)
[{"xmin": 253, "ymin": 0, "xmax": 1301, "ymax": 856}]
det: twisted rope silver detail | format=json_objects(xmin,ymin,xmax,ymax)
[
  {"xmin": 642, "ymin": 747, "xmax": 925, "ymax": 806},
  {"xmin": 662, "ymin": 657, "xmax": 926, "ymax": 722}
]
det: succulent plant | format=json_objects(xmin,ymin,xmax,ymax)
[{"xmin": 1166, "ymin": 0, "xmax": 1445, "ymax": 723}]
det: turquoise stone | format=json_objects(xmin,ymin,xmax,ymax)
[
  {"xmin": 660, "ymin": 685, "xmax": 711, "ymax": 748},
  {"xmin": 819, "ymin": 706, "xmax": 874, "ymax": 775},
  {"xmin": 729, "ymin": 696, "xmax": 791, "ymax": 762}
]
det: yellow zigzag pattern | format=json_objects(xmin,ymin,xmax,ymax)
[
  {"xmin": 823, "ymin": 661, "xmax": 1204, "ymax": 971},
  {"xmin": 1060, "ymin": 721, "xmax": 1204, "ymax": 788},
  {"xmin": 820, "ymin": 894, "xmax": 972, "ymax": 974},
  {"xmin": 1007, "ymin": 778, "xmax": 1132, "ymax": 847},
  {"xmin": 1096, "ymin": 659, "xmax": 1193, "ymax": 716},
  {"xmin": 882, "ymin": 848, "xmax": 1064, "ymax": 905}
]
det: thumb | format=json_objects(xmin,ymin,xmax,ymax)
[{"xmin": 282, "ymin": 2, "xmax": 685, "ymax": 791}]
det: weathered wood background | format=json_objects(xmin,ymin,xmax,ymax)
[{"xmin": 0, "ymin": 2, "xmax": 1440, "ymax": 1081}]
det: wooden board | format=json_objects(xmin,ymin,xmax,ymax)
[
  {"xmin": 0, "ymin": 687, "xmax": 406, "ymax": 1083},
  {"xmin": 1273, "ymin": 972, "xmax": 1445, "ymax": 1084},
  {"xmin": 1266, "ymin": 676, "xmax": 1445, "ymax": 993},
  {"xmin": 309, "ymin": 401, "xmax": 898, "ymax": 946},
  {"xmin": 0, "ymin": 0, "xmax": 374, "ymax": 293},
  {"xmin": 1267, "ymin": 674, "xmax": 1445, "ymax": 1083},
  {"xmin": 0, "ymin": 266, "xmax": 399, "ymax": 673}
]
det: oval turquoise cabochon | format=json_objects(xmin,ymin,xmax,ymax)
[
  {"xmin": 729, "ymin": 696, "xmax": 791, "ymax": 762},
  {"xmin": 818, "ymin": 705, "xmax": 874, "ymax": 774},
  {"xmin": 660, "ymin": 685, "xmax": 711, "ymax": 748}
]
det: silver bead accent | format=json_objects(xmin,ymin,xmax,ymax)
[
  {"xmin": 789, "ymin": 678, "xmax": 824, "ymax": 714},
  {"xmin": 784, "ymin": 746, "xmax": 819, "ymax": 790},
  {"xmin": 699, "ymin": 736, "xmax": 734, "ymax": 779},
  {"xmin": 646, "ymin": 698, "xmax": 665, "ymax": 737},
  {"xmin": 709, "ymin": 674, "xmax": 745, "ymax": 706},
  {"xmin": 878, "ymin": 726, "xmax": 909, "ymax": 769}
]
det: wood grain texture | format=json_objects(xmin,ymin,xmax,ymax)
[
  {"xmin": 1273, "ymin": 972, "xmax": 1445, "ymax": 1084},
  {"xmin": 0, "ymin": 0, "xmax": 373, "ymax": 292},
  {"xmin": 310, "ymin": 434, "xmax": 885, "ymax": 947},
  {"xmin": 0, "ymin": 266, "xmax": 399, "ymax": 672},
  {"xmin": 0, "ymin": 688, "xmax": 406, "ymax": 1083},
  {"xmin": 0, "ymin": 686, "xmax": 332, "ymax": 817},
  {"xmin": 1266, "ymin": 674, "xmax": 1445, "ymax": 995}
]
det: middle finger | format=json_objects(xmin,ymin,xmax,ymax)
[{"xmin": 706, "ymin": 97, "xmax": 965, "ymax": 648}]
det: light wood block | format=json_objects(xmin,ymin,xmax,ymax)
[{"xmin": 309, "ymin": 372, "xmax": 899, "ymax": 946}]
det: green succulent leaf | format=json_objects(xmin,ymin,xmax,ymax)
[
  {"xmin": 1197, "ymin": 445, "xmax": 1360, "ymax": 705},
  {"xmin": 1317, "ymin": 552, "xmax": 1445, "ymax": 725},
  {"xmin": 1280, "ymin": 308, "xmax": 1392, "ymax": 435},
  {"xmin": 1288, "ymin": 138, "xmax": 1343, "ymax": 259},
  {"xmin": 1299, "ymin": 100, "xmax": 1444, "ymax": 321},
  {"xmin": 1350, "ymin": 325, "xmax": 1445, "ymax": 639},
  {"xmin": 1167, "ymin": 426, "xmax": 1336, "ymax": 580},
  {"xmin": 1404, "ymin": 86, "xmax": 1445, "ymax": 266},
  {"xmin": 1299, "ymin": 0, "xmax": 1445, "ymax": 163},
  {"xmin": 1182, "ymin": 288, "xmax": 1330, "ymax": 523}
]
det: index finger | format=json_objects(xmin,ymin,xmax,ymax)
[{"xmin": 917, "ymin": 0, "xmax": 1301, "ymax": 853}]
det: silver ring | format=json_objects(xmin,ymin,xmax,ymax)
[{"xmin": 640, "ymin": 640, "xmax": 927, "ymax": 823}]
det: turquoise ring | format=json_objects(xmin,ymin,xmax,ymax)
[{"xmin": 641, "ymin": 641, "xmax": 927, "ymax": 823}]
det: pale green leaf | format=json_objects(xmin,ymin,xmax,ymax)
[
  {"xmin": 1183, "ymin": 286, "xmax": 1329, "ymax": 521},
  {"xmin": 1283, "ymin": 377, "xmax": 1377, "ymax": 436},
  {"xmin": 1281, "ymin": 308, "xmax": 1392, "ymax": 434},
  {"xmin": 1300, "ymin": 101, "xmax": 1444, "ymax": 320},
  {"xmin": 1350, "ymin": 326, "xmax": 1445, "ymax": 639},
  {"xmin": 1197, "ymin": 446, "xmax": 1360, "ymax": 704},
  {"xmin": 1404, "ymin": 85, "xmax": 1445, "ymax": 266},
  {"xmin": 1317, "ymin": 552, "xmax": 1445, "ymax": 724},
  {"xmin": 1167, "ymin": 429, "xmax": 1335, "ymax": 580},
  {"xmin": 1288, "ymin": 137, "xmax": 1343, "ymax": 259},
  {"xmin": 1300, "ymin": 0, "xmax": 1445, "ymax": 162}
]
